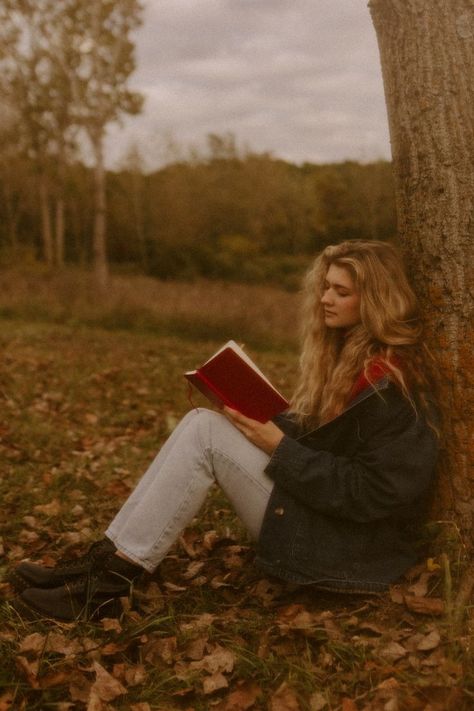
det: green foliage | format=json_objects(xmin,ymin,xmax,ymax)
[{"xmin": 0, "ymin": 122, "xmax": 397, "ymax": 283}]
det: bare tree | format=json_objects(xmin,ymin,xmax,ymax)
[{"xmin": 369, "ymin": 1, "xmax": 474, "ymax": 542}]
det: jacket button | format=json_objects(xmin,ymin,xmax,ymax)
[{"xmin": 274, "ymin": 507, "xmax": 285, "ymax": 516}]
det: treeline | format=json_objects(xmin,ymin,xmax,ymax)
[{"xmin": 0, "ymin": 136, "xmax": 396, "ymax": 289}]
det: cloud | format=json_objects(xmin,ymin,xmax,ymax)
[{"xmin": 106, "ymin": 0, "xmax": 390, "ymax": 169}]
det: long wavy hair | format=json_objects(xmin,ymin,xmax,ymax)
[{"xmin": 291, "ymin": 240, "xmax": 438, "ymax": 427}]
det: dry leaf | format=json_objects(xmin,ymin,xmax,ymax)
[
  {"xmin": 203, "ymin": 530, "xmax": 220, "ymax": 550},
  {"xmin": 269, "ymin": 682, "xmax": 300, "ymax": 711},
  {"xmin": 69, "ymin": 672, "xmax": 93, "ymax": 703},
  {"xmin": 378, "ymin": 641, "xmax": 408, "ymax": 662},
  {"xmin": 101, "ymin": 618, "xmax": 122, "ymax": 633},
  {"xmin": 180, "ymin": 613, "xmax": 215, "ymax": 633},
  {"xmin": 203, "ymin": 671, "xmax": 229, "ymax": 695},
  {"xmin": 18, "ymin": 633, "xmax": 46, "ymax": 655},
  {"xmin": 190, "ymin": 644, "xmax": 235, "ymax": 674},
  {"xmin": 404, "ymin": 595, "xmax": 445, "ymax": 616},
  {"xmin": 341, "ymin": 700, "xmax": 358, "ymax": 711},
  {"xmin": 0, "ymin": 691, "xmax": 14, "ymax": 711},
  {"xmin": 45, "ymin": 633, "xmax": 82, "ymax": 657},
  {"xmin": 252, "ymin": 578, "xmax": 283, "ymax": 605},
  {"xmin": 33, "ymin": 499, "xmax": 61, "ymax": 516},
  {"xmin": 310, "ymin": 691, "xmax": 328, "ymax": 710},
  {"xmin": 90, "ymin": 661, "xmax": 126, "ymax": 702},
  {"xmin": 214, "ymin": 681, "xmax": 261, "ymax": 710},
  {"xmin": 39, "ymin": 671, "xmax": 73, "ymax": 689},
  {"xmin": 143, "ymin": 635, "xmax": 177, "ymax": 665},
  {"xmin": 124, "ymin": 664, "xmax": 147, "ymax": 686},
  {"xmin": 389, "ymin": 585, "xmax": 405, "ymax": 604},
  {"xmin": 183, "ymin": 636, "xmax": 208, "ymax": 661},
  {"xmin": 86, "ymin": 690, "xmax": 104, "ymax": 711},
  {"xmin": 182, "ymin": 560, "xmax": 205, "ymax": 580},
  {"xmin": 417, "ymin": 629, "xmax": 441, "ymax": 651},
  {"xmin": 15, "ymin": 656, "xmax": 39, "ymax": 688}
]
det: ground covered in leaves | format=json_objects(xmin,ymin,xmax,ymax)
[{"xmin": 0, "ymin": 320, "xmax": 472, "ymax": 710}]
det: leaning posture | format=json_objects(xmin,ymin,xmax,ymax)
[{"xmin": 9, "ymin": 240, "xmax": 439, "ymax": 620}]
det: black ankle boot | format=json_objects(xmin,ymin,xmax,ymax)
[
  {"xmin": 15, "ymin": 554, "xmax": 143, "ymax": 621},
  {"xmin": 8, "ymin": 538, "xmax": 116, "ymax": 592}
]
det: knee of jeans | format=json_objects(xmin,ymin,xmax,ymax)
[{"xmin": 190, "ymin": 408, "xmax": 229, "ymax": 448}]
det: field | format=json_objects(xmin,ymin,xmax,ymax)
[{"xmin": 0, "ymin": 271, "xmax": 472, "ymax": 710}]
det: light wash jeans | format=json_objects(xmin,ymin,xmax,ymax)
[{"xmin": 105, "ymin": 408, "xmax": 274, "ymax": 572}]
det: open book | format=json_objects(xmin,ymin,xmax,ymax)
[{"xmin": 184, "ymin": 340, "xmax": 289, "ymax": 423}]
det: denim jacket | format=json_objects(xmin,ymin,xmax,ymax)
[{"xmin": 256, "ymin": 378, "xmax": 438, "ymax": 592}]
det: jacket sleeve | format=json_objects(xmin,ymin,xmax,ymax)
[{"xmin": 264, "ymin": 400, "xmax": 438, "ymax": 523}]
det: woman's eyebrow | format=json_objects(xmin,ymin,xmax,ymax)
[{"xmin": 324, "ymin": 280, "xmax": 352, "ymax": 291}]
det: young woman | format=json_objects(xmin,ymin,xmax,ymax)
[{"xmin": 9, "ymin": 240, "xmax": 439, "ymax": 621}]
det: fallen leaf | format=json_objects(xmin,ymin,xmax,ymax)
[
  {"xmin": 143, "ymin": 636, "xmax": 177, "ymax": 665},
  {"xmin": 18, "ymin": 633, "xmax": 46, "ymax": 655},
  {"xmin": 90, "ymin": 661, "xmax": 126, "ymax": 702},
  {"xmin": 182, "ymin": 560, "xmax": 205, "ymax": 580},
  {"xmin": 203, "ymin": 671, "xmax": 229, "ymax": 695},
  {"xmin": 252, "ymin": 578, "xmax": 284, "ymax": 606},
  {"xmin": 180, "ymin": 613, "xmax": 215, "ymax": 633},
  {"xmin": 190, "ymin": 644, "xmax": 235, "ymax": 674},
  {"xmin": 69, "ymin": 672, "xmax": 92, "ymax": 703},
  {"xmin": 404, "ymin": 595, "xmax": 445, "ymax": 616},
  {"xmin": 124, "ymin": 664, "xmax": 147, "ymax": 686},
  {"xmin": 183, "ymin": 636, "xmax": 208, "ymax": 661},
  {"xmin": 15, "ymin": 656, "xmax": 40, "ymax": 688},
  {"xmin": 0, "ymin": 691, "xmax": 14, "ymax": 711},
  {"xmin": 39, "ymin": 671, "xmax": 73, "ymax": 689},
  {"xmin": 310, "ymin": 691, "xmax": 328, "ymax": 710},
  {"xmin": 378, "ymin": 641, "xmax": 408, "ymax": 662},
  {"xmin": 203, "ymin": 530, "xmax": 220, "ymax": 550},
  {"xmin": 101, "ymin": 618, "xmax": 122, "ymax": 633},
  {"xmin": 417, "ymin": 629, "xmax": 441, "ymax": 651},
  {"xmin": 269, "ymin": 682, "xmax": 300, "ymax": 711},
  {"xmin": 341, "ymin": 700, "xmax": 358, "ymax": 711},
  {"xmin": 45, "ymin": 633, "xmax": 83, "ymax": 657},
  {"xmin": 408, "ymin": 571, "xmax": 436, "ymax": 597},
  {"xmin": 33, "ymin": 500, "xmax": 61, "ymax": 516},
  {"xmin": 389, "ymin": 585, "xmax": 405, "ymax": 604},
  {"xmin": 214, "ymin": 681, "xmax": 261, "ymax": 710}
]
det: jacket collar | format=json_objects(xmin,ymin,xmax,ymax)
[{"xmin": 297, "ymin": 375, "xmax": 391, "ymax": 441}]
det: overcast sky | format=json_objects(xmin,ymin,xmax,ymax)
[{"xmin": 106, "ymin": 0, "xmax": 392, "ymax": 169}]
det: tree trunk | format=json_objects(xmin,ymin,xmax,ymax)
[
  {"xmin": 91, "ymin": 129, "xmax": 108, "ymax": 290},
  {"xmin": 55, "ymin": 197, "xmax": 65, "ymax": 267},
  {"xmin": 369, "ymin": 0, "xmax": 474, "ymax": 535},
  {"xmin": 38, "ymin": 173, "xmax": 54, "ymax": 266}
]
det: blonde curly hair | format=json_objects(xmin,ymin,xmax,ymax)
[{"xmin": 291, "ymin": 240, "xmax": 438, "ymax": 426}]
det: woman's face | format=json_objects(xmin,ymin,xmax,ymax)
[{"xmin": 321, "ymin": 263, "xmax": 361, "ymax": 329}]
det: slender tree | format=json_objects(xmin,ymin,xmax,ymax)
[
  {"xmin": 0, "ymin": 0, "xmax": 77, "ymax": 266},
  {"xmin": 53, "ymin": 0, "xmax": 144, "ymax": 289},
  {"xmin": 369, "ymin": 1, "xmax": 474, "ymax": 540}
]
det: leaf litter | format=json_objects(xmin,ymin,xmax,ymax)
[{"xmin": 0, "ymin": 321, "xmax": 472, "ymax": 710}]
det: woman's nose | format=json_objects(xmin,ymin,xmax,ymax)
[{"xmin": 321, "ymin": 290, "xmax": 332, "ymax": 305}]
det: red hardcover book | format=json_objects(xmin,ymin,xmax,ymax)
[{"xmin": 184, "ymin": 340, "xmax": 289, "ymax": 423}]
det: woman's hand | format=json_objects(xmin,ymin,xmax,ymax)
[{"xmin": 222, "ymin": 406, "xmax": 284, "ymax": 455}]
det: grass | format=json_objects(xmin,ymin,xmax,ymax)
[
  {"xmin": 0, "ymin": 272, "xmax": 472, "ymax": 710},
  {"xmin": 0, "ymin": 264, "xmax": 301, "ymax": 350}
]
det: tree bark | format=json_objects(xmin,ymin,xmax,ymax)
[{"xmin": 369, "ymin": 0, "xmax": 474, "ymax": 535}]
